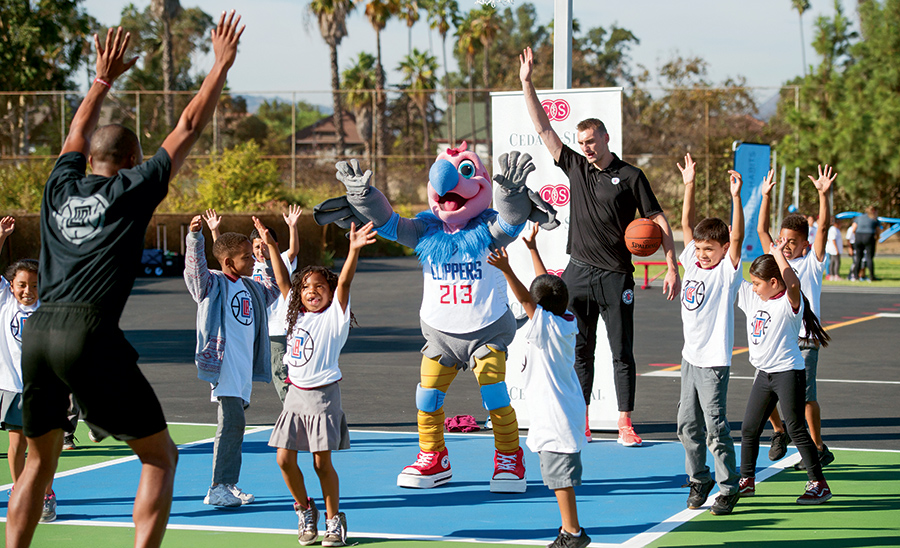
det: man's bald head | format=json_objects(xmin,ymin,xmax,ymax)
[{"xmin": 89, "ymin": 124, "xmax": 142, "ymax": 169}]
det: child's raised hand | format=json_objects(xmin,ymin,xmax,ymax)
[
  {"xmin": 252, "ymin": 216, "xmax": 276, "ymax": 246},
  {"xmin": 522, "ymin": 223, "xmax": 539, "ymax": 250},
  {"xmin": 348, "ymin": 221, "xmax": 377, "ymax": 250},
  {"xmin": 728, "ymin": 169, "xmax": 743, "ymax": 198},
  {"xmin": 761, "ymin": 169, "xmax": 777, "ymax": 196},
  {"xmin": 0, "ymin": 216, "xmax": 15, "ymax": 237},
  {"xmin": 770, "ymin": 237, "xmax": 788, "ymax": 256},
  {"xmin": 203, "ymin": 209, "xmax": 221, "ymax": 231},
  {"xmin": 809, "ymin": 164, "xmax": 836, "ymax": 194},
  {"xmin": 486, "ymin": 247, "xmax": 511, "ymax": 272},
  {"xmin": 677, "ymin": 153, "xmax": 696, "ymax": 184},
  {"xmin": 283, "ymin": 204, "xmax": 302, "ymax": 227},
  {"xmin": 189, "ymin": 215, "xmax": 203, "ymax": 232}
]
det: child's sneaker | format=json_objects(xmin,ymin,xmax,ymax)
[
  {"xmin": 490, "ymin": 447, "xmax": 526, "ymax": 493},
  {"xmin": 768, "ymin": 428, "xmax": 789, "ymax": 460},
  {"xmin": 547, "ymin": 527, "xmax": 591, "ymax": 548},
  {"xmin": 794, "ymin": 444, "xmax": 835, "ymax": 470},
  {"xmin": 88, "ymin": 428, "xmax": 107, "ymax": 443},
  {"xmin": 62, "ymin": 433, "xmax": 77, "ymax": 450},
  {"xmin": 39, "ymin": 491, "xmax": 57, "ymax": 523},
  {"xmin": 796, "ymin": 480, "xmax": 832, "ymax": 505},
  {"xmin": 226, "ymin": 484, "xmax": 254, "ymax": 505},
  {"xmin": 617, "ymin": 424, "xmax": 642, "ymax": 447},
  {"xmin": 204, "ymin": 483, "xmax": 241, "ymax": 507},
  {"xmin": 397, "ymin": 447, "xmax": 452, "ymax": 488},
  {"xmin": 710, "ymin": 493, "xmax": 740, "ymax": 515},
  {"xmin": 321, "ymin": 512, "xmax": 348, "ymax": 547},
  {"xmin": 738, "ymin": 477, "xmax": 755, "ymax": 497},
  {"xmin": 295, "ymin": 498, "xmax": 319, "ymax": 546},
  {"xmin": 685, "ymin": 480, "xmax": 714, "ymax": 509}
]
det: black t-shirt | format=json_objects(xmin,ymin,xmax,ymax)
[
  {"xmin": 555, "ymin": 145, "xmax": 663, "ymax": 273},
  {"xmin": 38, "ymin": 148, "xmax": 172, "ymax": 317}
]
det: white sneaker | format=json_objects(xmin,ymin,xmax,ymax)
[
  {"xmin": 321, "ymin": 512, "xmax": 348, "ymax": 547},
  {"xmin": 203, "ymin": 484, "xmax": 241, "ymax": 507},
  {"xmin": 226, "ymin": 484, "xmax": 254, "ymax": 505},
  {"xmin": 39, "ymin": 491, "xmax": 57, "ymax": 523}
]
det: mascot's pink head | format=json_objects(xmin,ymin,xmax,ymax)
[{"xmin": 427, "ymin": 141, "xmax": 493, "ymax": 231}]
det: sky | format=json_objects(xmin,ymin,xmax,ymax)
[{"xmin": 80, "ymin": 0, "xmax": 854, "ymax": 98}]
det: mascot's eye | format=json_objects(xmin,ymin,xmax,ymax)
[{"xmin": 457, "ymin": 160, "xmax": 476, "ymax": 179}]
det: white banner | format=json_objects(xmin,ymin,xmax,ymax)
[{"xmin": 491, "ymin": 88, "xmax": 623, "ymax": 431}]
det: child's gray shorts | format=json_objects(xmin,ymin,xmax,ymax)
[{"xmin": 539, "ymin": 450, "xmax": 582, "ymax": 490}]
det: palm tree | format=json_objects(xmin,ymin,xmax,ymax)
[
  {"xmin": 308, "ymin": 0, "xmax": 354, "ymax": 155},
  {"xmin": 151, "ymin": 0, "xmax": 182, "ymax": 129},
  {"xmin": 455, "ymin": 10, "xmax": 481, "ymax": 146},
  {"xmin": 398, "ymin": 0, "xmax": 420, "ymax": 55},
  {"xmin": 398, "ymin": 48, "xmax": 439, "ymax": 158},
  {"xmin": 792, "ymin": 0, "xmax": 811, "ymax": 76},
  {"xmin": 471, "ymin": 5, "xmax": 498, "ymax": 158},
  {"xmin": 343, "ymin": 52, "xmax": 381, "ymax": 168},
  {"xmin": 422, "ymin": 0, "xmax": 458, "ymax": 140},
  {"xmin": 364, "ymin": 0, "xmax": 399, "ymax": 171}
]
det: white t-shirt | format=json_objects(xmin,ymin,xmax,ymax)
[
  {"xmin": 284, "ymin": 296, "xmax": 351, "ymax": 389},
  {"xmin": 420, "ymin": 252, "xmax": 509, "ymax": 334},
  {"xmin": 253, "ymin": 250, "xmax": 296, "ymax": 337},
  {"xmin": 788, "ymin": 250, "xmax": 824, "ymax": 338},
  {"xmin": 522, "ymin": 306, "xmax": 586, "ymax": 454},
  {"xmin": 679, "ymin": 241, "xmax": 742, "ymax": 367},
  {"xmin": 212, "ymin": 278, "xmax": 255, "ymax": 403},
  {"xmin": 0, "ymin": 277, "xmax": 39, "ymax": 393},
  {"xmin": 845, "ymin": 225, "xmax": 856, "ymax": 245},
  {"xmin": 826, "ymin": 226, "xmax": 843, "ymax": 256},
  {"xmin": 738, "ymin": 281, "xmax": 804, "ymax": 373}
]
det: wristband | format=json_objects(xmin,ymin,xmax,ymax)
[{"xmin": 94, "ymin": 78, "xmax": 111, "ymax": 89}]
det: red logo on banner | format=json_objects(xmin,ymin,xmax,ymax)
[
  {"xmin": 539, "ymin": 184, "xmax": 570, "ymax": 207},
  {"xmin": 541, "ymin": 99, "xmax": 570, "ymax": 122}
]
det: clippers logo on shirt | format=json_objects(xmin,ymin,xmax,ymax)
[
  {"xmin": 750, "ymin": 310, "xmax": 771, "ymax": 344},
  {"xmin": 622, "ymin": 289, "xmax": 634, "ymax": 305},
  {"xmin": 230, "ymin": 290, "xmax": 253, "ymax": 326},
  {"xmin": 289, "ymin": 328, "xmax": 315, "ymax": 366},
  {"xmin": 252, "ymin": 273, "xmax": 263, "ymax": 282},
  {"xmin": 52, "ymin": 194, "xmax": 110, "ymax": 245},
  {"xmin": 682, "ymin": 280, "xmax": 706, "ymax": 311},
  {"xmin": 9, "ymin": 311, "xmax": 32, "ymax": 342}
]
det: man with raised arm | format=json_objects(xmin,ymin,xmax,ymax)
[
  {"xmin": 8, "ymin": 13, "xmax": 245, "ymax": 548},
  {"xmin": 518, "ymin": 47, "xmax": 680, "ymax": 447}
]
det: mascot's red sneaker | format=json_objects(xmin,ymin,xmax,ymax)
[
  {"xmin": 490, "ymin": 447, "xmax": 526, "ymax": 493},
  {"xmin": 397, "ymin": 447, "xmax": 452, "ymax": 488}
]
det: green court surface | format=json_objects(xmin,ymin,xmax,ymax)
[{"xmin": 1, "ymin": 424, "xmax": 898, "ymax": 547}]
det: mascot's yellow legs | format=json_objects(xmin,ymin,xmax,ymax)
[{"xmin": 417, "ymin": 349, "xmax": 519, "ymax": 453}]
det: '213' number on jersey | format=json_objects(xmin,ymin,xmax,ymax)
[{"xmin": 439, "ymin": 284, "xmax": 472, "ymax": 304}]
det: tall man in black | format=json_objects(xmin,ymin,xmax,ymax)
[
  {"xmin": 518, "ymin": 47, "xmax": 680, "ymax": 446},
  {"xmin": 8, "ymin": 13, "xmax": 245, "ymax": 548}
]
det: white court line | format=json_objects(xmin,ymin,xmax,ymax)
[{"xmin": 643, "ymin": 370, "xmax": 900, "ymax": 385}]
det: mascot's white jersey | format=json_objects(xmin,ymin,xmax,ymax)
[{"xmin": 420, "ymin": 252, "xmax": 510, "ymax": 334}]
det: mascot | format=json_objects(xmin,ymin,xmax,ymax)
[{"xmin": 314, "ymin": 143, "xmax": 556, "ymax": 492}]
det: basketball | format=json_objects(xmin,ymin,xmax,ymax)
[{"xmin": 625, "ymin": 218, "xmax": 662, "ymax": 257}]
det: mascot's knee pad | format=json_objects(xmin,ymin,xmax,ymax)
[
  {"xmin": 480, "ymin": 382, "xmax": 511, "ymax": 411},
  {"xmin": 416, "ymin": 384, "xmax": 446, "ymax": 413}
]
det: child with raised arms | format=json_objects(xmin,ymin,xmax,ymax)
[
  {"xmin": 268, "ymin": 221, "xmax": 376, "ymax": 547},
  {"xmin": 675, "ymin": 155, "xmax": 743, "ymax": 515},
  {"xmin": 758, "ymin": 165, "xmax": 836, "ymax": 467},
  {"xmin": 486, "ymin": 224, "xmax": 591, "ymax": 548},
  {"xmin": 737, "ymin": 239, "xmax": 832, "ymax": 504},
  {"xmin": 0, "ymin": 217, "xmax": 57, "ymax": 523}
]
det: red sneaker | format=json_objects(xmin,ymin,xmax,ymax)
[
  {"xmin": 796, "ymin": 480, "xmax": 832, "ymax": 505},
  {"xmin": 617, "ymin": 424, "xmax": 642, "ymax": 447},
  {"xmin": 397, "ymin": 447, "xmax": 452, "ymax": 489},
  {"xmin": 739, "ymin": 477, "xmax": 755, "ymax": 497},
  {"xmin": 490, "ymin": 447, "xmax": 526, "ymax": 493}
]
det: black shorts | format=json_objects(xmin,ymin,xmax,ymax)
[{"xmin": 21, "ymin": 303, "xmax": 167, "ymax": 440}]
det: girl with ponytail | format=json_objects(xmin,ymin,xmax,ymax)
[{"xmin": 736, "ymin": 239, "xmax": 832, "ymax": 505}]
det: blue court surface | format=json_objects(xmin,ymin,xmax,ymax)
[{"xmin": 1, "ymin": 429, "xmax": 797, "ymax": 546}]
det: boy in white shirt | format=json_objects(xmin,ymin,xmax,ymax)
[
  {"xmin": 758, "ymin": 165, "xmax": 837, "ymax": 468},
  {"xmin": 675, "ymin": 154, "xmax": 743, "ymax": 515},
  {"xmin": 487, "ymin": 225, "xmax": 591, "ymax": 548},
  {"xmin": 185, "ymin": 215, "xmax": 291, "ymax": 507}
]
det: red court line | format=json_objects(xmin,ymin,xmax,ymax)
[
  {"xmin": 841, "ymin": 316, "xmax": 858, "ymax": 319},
  {"xmin": 649, "ymin": 363, "xmax": 680, "ymax": 367},
  {"xmin": 878, "ymin": 308, "xmax": 898, "ymax": 311}
]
